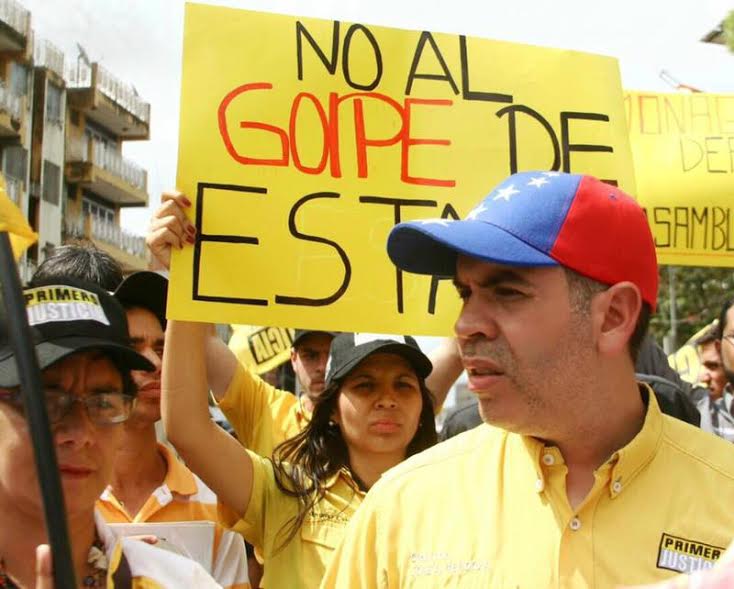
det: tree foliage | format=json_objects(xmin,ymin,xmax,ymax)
[
  {"xmin": 725, "ymin": 9, "xmax": 734, "ymax": 53},
  {"xmin": 651, "ymin": 265, "xmax": 734, "ymax": 348}
]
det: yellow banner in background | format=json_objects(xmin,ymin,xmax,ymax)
[
  {"xmin": 625, "ymin": 91, "xmax": 734, "ymax": 267},
  {"xmin": 169, "ymin": 4, "xmax": 636, "ymax": 335},
  {"xmin": 229, "ymin": 325, "xmax": 295, "ymax": 375}
]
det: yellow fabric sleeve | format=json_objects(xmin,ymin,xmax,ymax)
[{"xmin": 217, "ymin": 360, "xmax": 299, "ymax": 457}]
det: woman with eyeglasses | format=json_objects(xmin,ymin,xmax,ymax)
[
  {"xmin": 0, "ymin": 277, "xmax": 221, "ymax": 588},
  {"xmin": 162, "ymin": 320, "xmax": 437, "ymax": 589}
]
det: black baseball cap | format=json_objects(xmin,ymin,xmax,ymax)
[
  {"xmin": 325, "ymin": 333, "xmax": 432, "ymax": 387},
  {"xmin": 0, "ymin": 277, "xmax": 155, "ymax": 387},
  {"xmin": 292, "ymin": 329, "xmax": 338, "ymax": 348},
  {"xmin": 113, "ymin": 271, "xmax": 168, "ymax": 328}
]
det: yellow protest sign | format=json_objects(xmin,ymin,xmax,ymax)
[
  {"xmin": 169, "ymin": 4, "xmax": 635, "ymax": 335},
  {"xmin": 229, "ymin": 325, "xmax": 295, "ymax": 374},
  {"xmin": 0, "ymin": 174, "xmax": 36, "ymax": 259},
  {"xmin": 625, "ymin": 91, "xmax": 734, "ymax": 267}
]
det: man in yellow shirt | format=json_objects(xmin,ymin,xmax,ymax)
[
  {"xmin": 213, "ymin": 328, "xmax": 336, "ymax": 457},
  {"xmin": 321, "ymin": 171, "xmax": 734, "ymax": 588}
]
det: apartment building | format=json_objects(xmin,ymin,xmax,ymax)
[
  {"xmin": 0, "ymin": 0, "xmax": 151, "ymax": 281},
  {"xmin": 0, "ymin": 0, "xmax": 33, "ymax": 275},
  {"xmin": 63, "ymin": 59, "xmax": 150, "ymax": 274}
]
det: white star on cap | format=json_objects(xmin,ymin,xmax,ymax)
[
  {"xmin": 417, "ymin": 219, "xmax": 451, "ymax": 227},
  {"xmin": 527, "ymin": 176, "xmax": 549, "ymax": 188},
  {"xmin": 493, "ymin": 185, "xmax": 520, "ymax": 202},
  {"xmin": 542, "ymin": 171, "xmax": 561, "ymax": 177},
  {"xmin": 466, "ymin": 203, "xmax": 487, "ymax": 220}
]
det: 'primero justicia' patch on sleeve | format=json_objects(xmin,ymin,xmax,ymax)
[{"xmin": 24, "ymin": 286, "xmax": 110, "ymax": 326}]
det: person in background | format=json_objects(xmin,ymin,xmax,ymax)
[
  {"xmin": 699, "ymin": 298, "xmax": 734, "ymax": 443},
  {"xmin": 163, "ymin": 324, "xmax": 437, "ymax": 589},
  {"xmin": 31, "ymin": 241, "xmax": 123, "ymax": 291},
  {"xmin": 697, "ymin": 323, "xmax": 726, "ymax": 400}
]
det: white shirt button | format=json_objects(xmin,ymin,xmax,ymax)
[
  {"xmin": 612, "ymin": 481, "xmax": 622, "ymax": 494},
  {"xmin": 535, "ymin": 478, "xmax": 545, "ymax": 492},
  {"xmin": 542, "ymin": 453, "xmax": 555, "ymax": 466},
  {"xmin": 569, "ymin": 517, "xmax": 581, "ymax": 531}
]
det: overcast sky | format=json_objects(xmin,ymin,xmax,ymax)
[{"xmin": 22, "ymin": 0, "xmax": 734, "ymax": 235}]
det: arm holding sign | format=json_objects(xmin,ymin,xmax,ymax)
[
  {"xmin": 148, "ymin": 193, "xmax": 305, "ymax": 457},
  {"xmin": 162, "ymin": 320, "xmax": 255, "ymax": 519}
]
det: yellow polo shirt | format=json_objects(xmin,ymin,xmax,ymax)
[
  {"xmin": 219, "ymin": 449, "xmax": 365, "ymax": 589},
  {"xmin": 321, "ymin": 387, "xmax": 734, "ymax": 589},
  {"xmin": 97, "ymin": 444, "xmax": 250, "ymax": 589},
  {"xmin": 218, "ymin": 360, "xmax": 309, "ymax": 457}
]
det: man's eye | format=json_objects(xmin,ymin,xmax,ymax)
[{"xmin": 495, "ymin": 286, "xmax": 523, "ymax": 298}]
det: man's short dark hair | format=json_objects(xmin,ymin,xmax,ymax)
[
  {"xmin": 564, "ymin": 268, "xmax": 651, "ymax": 362},
  {"xmin": 30, "ymin": 241, "xmax": 124, "ymax": 291},
  {"xmin": 716, "ymin": 298, "xmax": 734, "ymax": 340}
]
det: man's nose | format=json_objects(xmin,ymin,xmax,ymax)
[
  {"xmin": 143, "ymin": 347, "xmax": 163, "ymax": 373},
  {"xmin": 454, "ymin": 296, "xmax": 498, "ymax": 342}
]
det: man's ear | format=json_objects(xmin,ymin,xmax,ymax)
[
  {"xmin": 715, "ymin": 338, "xmax": 722, "ymax": 357},
  {"xmin": 290, "ymin": 347, "xmax": 297, "ymax": 369},
  {"xmin": 593, "ymin": 282, "xmax": 643, "ymax": 358}
]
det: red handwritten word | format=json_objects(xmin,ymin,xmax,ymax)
[{"xmin": 217, "ymin": 83, "xmax": 455, "ymax": 188}]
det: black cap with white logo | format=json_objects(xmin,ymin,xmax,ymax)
[
  {"xmin": 325, "ymin": 333, "xmax": 432, "ymax": 388},
  {"xmin": 0, "ymin": 277, "xmax": 154, "ymax": 387}
]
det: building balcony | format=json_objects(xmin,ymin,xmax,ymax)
[
  {"xmin": 0, "ymin": 79, "xmax": 21, "ymax": 137},
  {"xmin": 66, "ymin": 62, "xmax": 150, "ymax": 140},
  {"xmin": 34, "ymin": 39, "xmax": 65, "ymax": 80},
  {"xmin": 64, "ymin": 213, "xmax": 148, "ymax": 272},
  {"xmin": 0, "ymin": 0, "xmax": 30, "ymax": 54},
  {"xmin": 65, "ymin": 135, "xmax": 148, "ymax": 207}
]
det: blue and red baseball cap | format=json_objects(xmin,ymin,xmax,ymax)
[{"xmin": 387, "ymin": 171, "xmax": 658, "ymax": 311}]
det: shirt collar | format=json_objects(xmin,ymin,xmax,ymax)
[
  {"xmin": 521, "ymin": 382, "xmax": 662, "ymax": 498},
  {"xmin": 296, "ymin": 395, "xmax": 312, "ymax": 423},
  {"xmin": 157, "ymin": 443, "xmax": 199, "ymax": 497},
  {"xmin": 606, "ymin": 383, "xmax": 663, "ymax": 498},
  {"xmin": 324, "ymin": 467, "xmax": 367, "ymax": 495}
]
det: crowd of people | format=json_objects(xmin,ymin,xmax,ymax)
[{"xmin": 2, "ymin": 171, "xmax": 734, "ymax": 587}]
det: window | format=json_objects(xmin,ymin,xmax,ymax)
[
  {"xmin": 42, "ymin": 160, "xmax": 60, "ymax": 205},
  {"xmin": 45, "ymin": 83, "xmax": 62, "ymax": 124},
  {"xmin": 3, "ymin": 146, "xmax": 27, "ymax": 181},
  {"xmin": 9, "ymin": 62, "xmax": 28, "ymax": 98}
]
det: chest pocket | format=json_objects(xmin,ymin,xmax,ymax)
[{"xmin": 298, "ymin": 519, "xmax": 346, "ymax": 583}]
